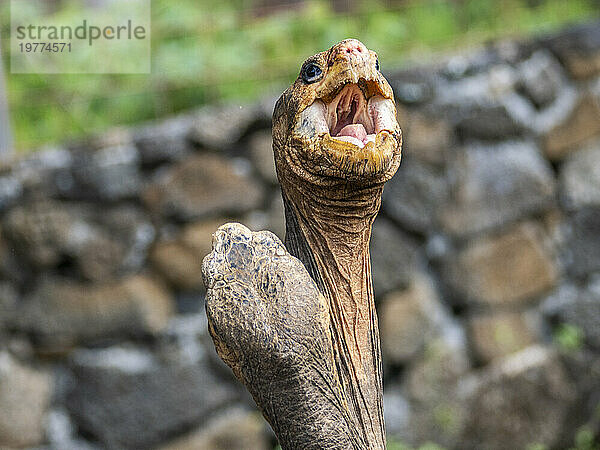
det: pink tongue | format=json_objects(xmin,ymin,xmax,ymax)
[{"xmin": 337, "ymin": 124, "xmax": 367, "ymax": 142}]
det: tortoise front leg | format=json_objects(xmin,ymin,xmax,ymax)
[{"xmin": 203, "ymin": 223, "xmax": 365, "ymax": 449}]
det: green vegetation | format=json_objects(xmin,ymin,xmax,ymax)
[
  {"xmin": 387, "ymin": 440, "xmax": 446, "ymax": 450},
  {"xmin": 526, "ymin": 444, "xmax": 548, "ymax": 450},
  {"xmin": 526, "ymin": 407, "xmax": 600, "ymax": 450},
  {"xmin": 571, "ymin": 426, "xmax": 597, "ymax": 450},
  {"xmin": 567, "ymin": 404, "xmax": 600, "ymax": 450},
  {"xmin": 1, "ymin": 0, "xmax": 598, "ymax": 150},
  {"xmin": 554, "ymin": 323, "xmax": 585, "ymax": 352},
  {"xmin": 433, "ymin": 404, "xmax": 461, "ymax": 434}
]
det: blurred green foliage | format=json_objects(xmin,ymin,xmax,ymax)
[
  {"xmin": 554, "ymin": 323, "xmax": 584, "ymax": 352},
  {"xmin": 571, "ymin": 427, "xmax": 597, "ymax": 450},
  {"xmin": 387, "ymin": 440, "xmax": 446, "ymax": 450},
  {"xmin": 526, "ymin": 444, "xmax": 548, "ymax": 450},
  {"xmin": 1, "ymin": 0, "xmax": 598, "ymax": 150}
]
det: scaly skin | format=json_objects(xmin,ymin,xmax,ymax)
[{"xmin": 204, "ymin": 39, "xmax": 402, "ymax": 449}]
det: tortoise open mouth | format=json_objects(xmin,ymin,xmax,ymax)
[
  {"xmin": 328, "ymin": 83, "xmax": 376, "ymax": 148},
  {"xmin": 327, "ymin": 83, "xmax": 396, "ymax": 148},
  {"xmin": 296, "ymin": 80, "xmax": 398, "ymax": 150}
]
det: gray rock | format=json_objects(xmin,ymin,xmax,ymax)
[
  {"xmin": 559, "ymin": 140, "xmax": 600, "ymax": 209},
  {"xmin": 380, "ymin": 271, "xmax": 456, "ymax": 365},
  {"xmin": 517, "ymin": 50, "xmax": 565, "ymax": 108},
  {"xmin": 543, "ymin": 278, "xmax": 600, "ymax": 350},
  {"xmin": 46, "ymin": 408, "xmax": 101, "ymax": 450},
  {"xmin": 266, "ymin": 193, "xmax": 286, "ymax": 241},
  {"xmin": 6, "ymin": 337, "xmax": 34, "ymax": 362},
  {"xmin": 382, "ymin": 157, "xmax": 447, "ymax": 233},
  {"xmin": 0, "ymin": 175, "xmax": 22, "ymax": 212},
  {"xmin": 17, "ymin": 146, "xmax": 73, "ymax": 173},
  {"xmin": 240, "ymin": 193, "xmax": 287, "ymax": 243},
  {"xmin": 248, "ymin": 130, "xmax": 277, "ymax": 184},
  {"xmin": 565, "ymin": 206, "xmax": 600, "ymax": 278},
  {"xmin": 151, "ymin": 217, "xmax": 233, "ymax": 291},
  {"xmin": 144, "ymin": 153, "xmax": 263, "ymax": 221},
  {"xmin": 14, "ymin": 146, "xmax": 74, "ymax": 196},
  {"xmin": 438, "ymin": 63, "xmax": 513, "ymax": 101},
  {"xmin": 370, "ymin": 218, "xmax": 419, "ymax": 297},
  {"xmin": 442, "ymin": 54, "xmax": 473, "ymax": 79},
  {"xmin": 16, "ymin": 275, "xmax": 174, "ymax": 350},
  {"xmin": 150, "ymin": 239, "xmax": 205, "ymax": 291},
  {"xmin": 383, "ymin": 387, "xmax": 411, "ymax": 440},
  {"xmin": 100, "ymin": 205, "xmax": 156, "ymax": 273},
  {"xmin": 134, "ymin": 115, "xmax": 195, "ymax": 165},
  {"xmin": 68, "ymin": 205, "xmax": 153, "ymax": 280},
  {"xmin": 0, "ymin": 351, "xmax": 53, "ymax": 448},
  {"xmin": 404, "ymin": 322, "xmax": 471, "ymax": 448},
  {"xmin": 67, "ymin": 346, "xmax": 238, "ymax": 449},
  {"xmin": 441, "ymin": 41, "xmax": 525, "ymax": 78},
  {"xmin": 459, "ymin": 346, "xmax": 577, "ymax": 450},
  {"xmin": 0, "ymin": 233, "xmax": 24, "ymax": 285},
  {"xmin": 436, "ymin": 65, "xmax": 526, "ymax": 140},
  {"xmin": 424, "ymin": 233, "xmax": 452, "ymax": 261},
  {"xmin": 561, "ymin": 349, "xmax": 600, "ymax": 394},
  {"xmin": 254, "ymin": 95, "xmax": 279, "ymax": 123},
  {"xmin": 89, "ymin": 127, "xmax": 132, "ymax": 149},
  {"xmin": 157, "ymin": 407, "xmax": 270, "ymax": 450},
  {"xmin": 543, "ymin": 20, "xmax": 600, "ymax": 80},
  {"xmin": 161, "ymin": 314, "xmax": 208, "ymax": 365},
  {"xmin": 468, "ymin": 310, "xmax": 540, "ymax": 365},
  {"xmin": 190, "ymin": 103, "xmax": 260, "ymax": 149},
  {"xmin": 65, "ymin": 224, "xmax": 129, "ymax": 282},
  {"xmin": 389, "ymin": 69, "xmax": 436, "ymax": 105},
  {"xmin": 173, "ymin": 290, "xmax": 205, "ymax": 315},
  {"xmin": 502, "ymin": 80, "xmax": 579, "ymax": 137},
  {"xmin": 400, "ymin": 110, "xmax": 454, "ymax": 166},
  {"xmin": 0, "ymin": 282, "xmax": 18, "ymax": 331},
  {"xmin": 457, "ymin": 103, "xmax": 525, "ymax": 140},
  {"xmin": 180, "ymin": 217, "xmax": 233, "ymax": 264},
  {"xmin": 68, "ymin": 144, "xmax": 142, "ymax": 201},
  {"xmin": 380, "ymin": 264, "xmax": 469, "ymax": 448},
  {"xmin": 440, "ymin": 141, "xmax": 556, "ymax": 237},
  {"xmin": 556, "ymin": 349, "xmax": 600, "ymax": 443},
  {"xmin": 542, "ymin": 94, "xmax": 600, "ymax": 160},
  {"xmin": 441, "ymin": 222, "xmax": 558, "ymax": 306},
  {"xmin": 2, "ymin": 201, "xmax": 153, "ymax": 280},
  {"xmin": 3, "ymin": 199, "xmax": 79, "ymax": 268}
]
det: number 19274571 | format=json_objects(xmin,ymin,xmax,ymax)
[{"xmin": 19, "ymin": 42, "xmax": 72, "ymax": 53}]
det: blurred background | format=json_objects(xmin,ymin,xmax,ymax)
[
  {"xmin": 1, "ymin": 0, "xmax": 598, "ymax": 150},
  {"xmin": 1, "ymin": 1, "xmax": 600, "ymax": 449}
]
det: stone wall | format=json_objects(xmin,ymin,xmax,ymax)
[{"xmin": 1, "ymin": 21, "xmax": 600, "ymax": 450}]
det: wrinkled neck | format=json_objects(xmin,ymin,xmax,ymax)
[
  {"xmin": 282, "ymin": 178, "xmax": 385, "ymax": 448},
  {"xmin": 283, "ymin": 182, "xmax": 380, "ymax": 336}
]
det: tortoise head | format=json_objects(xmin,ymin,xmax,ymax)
[{"xmin": 272, "ymin": 39, "xmax": 402, "ymax": 186}]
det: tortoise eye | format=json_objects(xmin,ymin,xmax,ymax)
[{"xmin": 301, "ymin": 63, "xmax": 323, "ymax": 84}]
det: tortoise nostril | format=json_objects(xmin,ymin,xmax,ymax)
[
  {"xmin": 343, "ymin": 45, "xmax": 362, "ymax": 56},
  {"xmin": 331, "ymin": 40, "xmax": 369, "ymax": 61}
]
